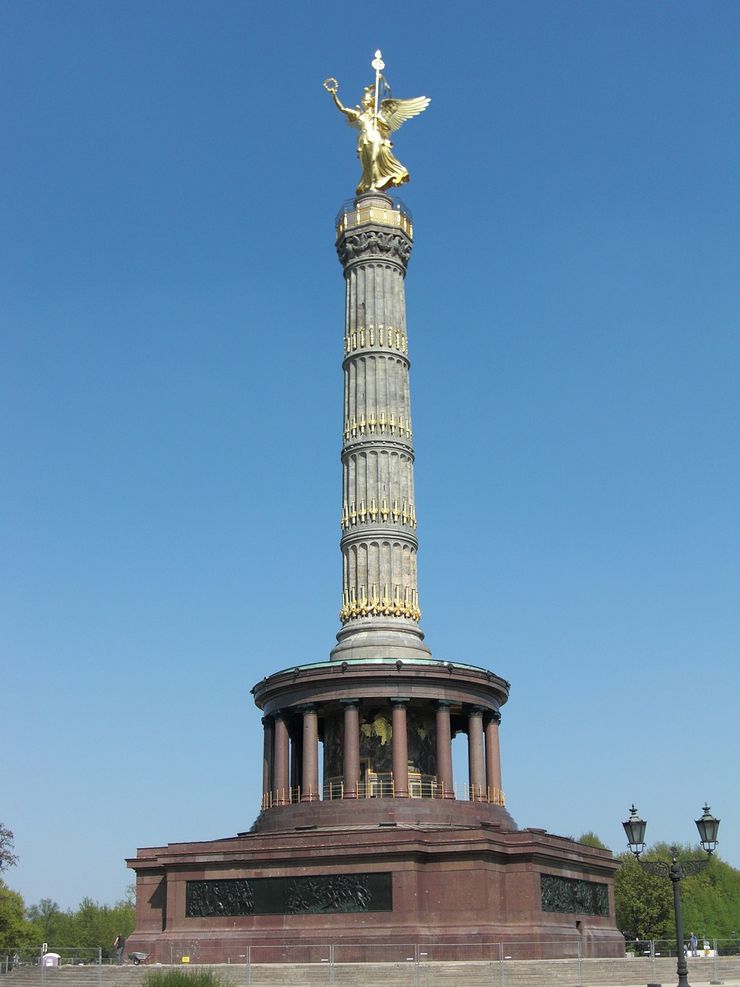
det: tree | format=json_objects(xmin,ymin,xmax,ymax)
[
  {"xmin": 577, "ymin": 831, "xmax": 609, "ymax": 850},
  {"xmin": 681, "ymin": 852, "xmax": 740, "ymax": 939},
  {"xmin": 0, "ymin": 825, "xmax": 18, "ymax": 872},
  {"xmin": 615, "ymin": 842, "xmax": 740, "ymax": 942},
  {"xmin": 26, "ymin": 899, "xmax": 63, "ymax": 942},
  {"xmin": 49, "ymin": 897, "xmax": 135, "ymax": 958},
  {"xmin": 0, "ymin": 882, "xmax": 37, "ymax": 954},
  {"xmin": 615, "ymin": 849, "xmax": 674, "ymax": 940}
]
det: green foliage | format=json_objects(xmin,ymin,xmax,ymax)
[
  {"xmin": 0, "ymin": 874, "xmax": 137, "ymax": 958},
  {"xmin": 615, "ymin": 850, "xmax": 674, "ymax": 939},
  {"xmin": 143, "ymin": 972, "xmax": 230, "ymax": 987},
  {"xmin": 681, "ymin": 852, "xmax": 740, "ymax": 939},
  {"xmin": 43, "ymin": 897, "xmax": 135, "ymax": 958},
  {"xmin": 615, "ymin": 842, "xmax": 740, "ymax": 941},
  {"xmin": 0, "ymin": 882, "xmax": 37, "ymax": 953},
  {"xmin": 26, "ymin": 899, "xmax": 63, "ymax": 941},
  {"xmin": 22, "ymin": 895, "xmax": 134, "ymax": 958},
  {"xmin": 577, "ymin": 831, "xmax": 609, "ymax": 850},
  {"xmin": 0, "ymin": 824, "xmax": 18, "ymax": 872}
]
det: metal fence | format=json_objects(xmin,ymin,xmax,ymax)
[
  {"xmin": 624, "ymin": 936, "xmax": 740, "ymax": 985},
  {"xmin": 163, "ymin": 941, "xmax": 740, "ymax": 986},
  {"xmin": 0, "ymin": 948, "xmax": 103, "ymax": 987},
  {"xmin": 3, "ymin": 938, "xmax": 740, "ymax": 987}
]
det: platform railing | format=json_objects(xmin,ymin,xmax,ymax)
[
  {"xmin": 260, "ymin": 778, "xmax": 505, "ymax": 810},
  {"xmin": 335, "ymin": 197, "xmax": 413, "ymax": 238}
]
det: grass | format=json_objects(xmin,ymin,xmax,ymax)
[{"xmin": 142, "ymin": 971, "xmax": 231, "ymax": 987}]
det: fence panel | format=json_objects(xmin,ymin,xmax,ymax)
[
  {"xmin": 417, "ymin": 943, "xmax": 501, "ymax": 987},
  {"xmin": 332, "ymin": 943, "xmax": 417, "ymax": 987},
  {"xmin": 496, "ymin": 940, "xmax": 580, "ymax": 987},
  {"xmin": 247, "ymin": 944, "xmax": 332, "ymax": 987}
]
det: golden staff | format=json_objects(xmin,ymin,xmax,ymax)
[{"xmin": 371, "ymin": 49, "xmax": 385, "ymax": 120}]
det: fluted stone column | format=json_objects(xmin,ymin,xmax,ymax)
[
  {"xmin": 331, "ymin": 191, "xmax": 432, "ymax": 663},
  {"xmin": 342, "ymin": 700, "xmax": 361, "ymax": 798},
  {"xmin": 485, "ymin": 711, "xmax": 502, "ymax": 799},
  {"xmin": 391, "ymin": 698, "xmax": 410, "ymax": 797},
  {"xmin": 273, "ymin": 712, "xmax": 290, "ymax": 806},
  {"xmin": 261, "ymin": 715, "xmax": 274, "ymax": 801},
  {"xmin": 435, "ymin": 701, "xmax": 455, "ymax": 798},
  {"xmin": 467, "ymin": 707, "xmax": 485, "ymax": 801},
  {"xmin": 301, "ymin": 705, "xmax": 319, "ymax": 801}
]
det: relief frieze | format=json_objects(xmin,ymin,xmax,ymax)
[
  {"xmin": 186, "ymin": 872, "xmax": 392, "ymax": 917},
  {"xmin": 540, "ymin": 874, "xmax": 609, "ymax": 917}
]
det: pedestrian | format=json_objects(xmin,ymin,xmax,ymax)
[
  {"xmin": 113, "ymin": 935, "xmax": 126, "ymax": 965},
  {"xmin": 689, "ymin": 932, "xmax": 698, "ymax": 957}
]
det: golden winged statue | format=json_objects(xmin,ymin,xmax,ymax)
[{"xmin": 324, "ymin": 52, "xmax": 430, "ymax": 194}]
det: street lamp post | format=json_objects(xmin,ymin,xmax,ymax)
[{"xmin": 622, "ymin": 803, "xmax": 720, "ymax": 987}]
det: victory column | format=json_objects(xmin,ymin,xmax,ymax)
[
  {"xmin": 325, "ymin": 56, "xmax": 432, "ymax": 662},
  {"xmin": 126, "ymin": 53, "xmax": 623, "ymax": 961}
]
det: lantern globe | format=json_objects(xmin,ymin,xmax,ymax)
[
  {"xmin": 695, "ymin": 804, "xmax": 720, "ymax": 855},
  {"xmin": 622, "ymin": 804, "xmax": 647, "ymax": 856}
]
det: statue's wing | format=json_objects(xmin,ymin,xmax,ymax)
[{"xmin": 380, "ymin": 96, "xmax": 431, "ymax": 133}]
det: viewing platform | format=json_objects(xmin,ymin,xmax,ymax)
[{"xmin": 335, "ymin": 195, "xmax": 413, "ymax": 238}]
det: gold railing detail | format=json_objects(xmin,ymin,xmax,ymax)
[
  {"xmin": 343, "ymin": 411, "xmax": 412, "ymax": 441},
  {"xmin": 344, "ymin": 324, "xmax": 408, "ymax": 355},
  {"xmin": 339, "ymin": 585, "xmax": 421, "ymax": 623},
  {"xmin": 336, "ymin": 205, "xmax": 413, "ymax": 239},
  {"xmin": 260, "ymin": 778, "xmax": 505, "ymax": 810},
  {"xmin": 341, "ymin": 498, "xmax": 416, "ymax": 529}
]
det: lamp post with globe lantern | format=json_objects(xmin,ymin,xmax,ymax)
[{"xmin": 622, "ymin": 803, "xmax": 720, "ymax": 987}]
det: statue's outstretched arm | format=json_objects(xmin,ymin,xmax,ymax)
[
  {"xmin": 324, "ymin": 79, "xmax": 359, "ymax": 123},
  {"xmin": 332, "ymin": 92, "xmax": 358, "ymax": 122}
]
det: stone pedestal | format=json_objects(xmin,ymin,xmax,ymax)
[{"xmin": 126, "ymin": 823, "xmax": 625, "ymax": 961}]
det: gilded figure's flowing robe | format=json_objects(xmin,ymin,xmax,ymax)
[
  {"xmin": 335, "ymin": 93, "xmax": 430, "ymax": 195},
  {"xmin": 352, "ymin": 108, "xmax": 409, "ymax": 194}
]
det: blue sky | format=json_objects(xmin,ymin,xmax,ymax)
[{"xmin": 2, "ymin": 1, "xmax": 738, "ymax": 911}]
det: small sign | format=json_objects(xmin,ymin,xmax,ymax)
[{"xmin": 181, "ymin": 957, "xmax": 190, "ymax": 964}]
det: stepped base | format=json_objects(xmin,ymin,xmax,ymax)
[
  {"xmin": 248, "ymin": 794, "xmax": 517, "ymax": 833},
  {"xmin": 330, "ymin": 617, "xmax": 432, "ymax": 662}
]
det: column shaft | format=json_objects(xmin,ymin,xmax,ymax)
[
  {"xmin": 273, "ymin": 714, "xmax": 290, "ymax": 806},
  {"xmin": 333, "ymin": 193, "xmax": 430, "ymax": 661},
  {"xmin": 342, "ymin": 701, "xmax": 361, "ymax": 798},
  {"xmin": 391, "ymin": 700, "xmax": 409, "ymax": 797},
  {"xmin": 261, "ymin": 716, "xmax": 274, "ymax": 802},
  {"xmin": 435, "ymin": 702, "xmax": 454, "ymax": 798},
  {"xmin": 467, "ymin": 708, "xmax": 485, "ymax": 801},
  {"xmin": 301, "ymin": 706, "xmax": 319, "ymax": 801},
  {"xmin": 290, "ymin": 727, "xmax": 301, "ymax": 796},
  {"xmin": 485, "ymin": 713, "xmax": 502, "ymax": 800}
]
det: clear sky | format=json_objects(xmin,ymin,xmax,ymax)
[{"xmin": 2, "ymin": 1, "xmax": 738, "ymax": 912}]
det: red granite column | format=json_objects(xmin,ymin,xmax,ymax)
[
  {"xmin": 342, "ymin": 700, "xmax": 361, "ymax": 798},
  {"xmin": 391, "ymin": 699, "xmax": 409, "ymax": 798},
  {"xmin": 485, "ymin": 711, "xmax": 502, "ymax": 802},
  {"xmin": 261, "ymin": 715, "xmax": 274, "ymax": 807},
  {"xmin": 435, "ymin": 701, "xmax": 455, "ymax": 798},
  {"xmin": 467, "ymin": 707, "xmax": 485, "ymax": 801},
  {"xmin": 273, "ymin": 712, "xmax": 290, "ymax": 806},
  {"xmin": 289, "ymin": 722, "xmax": 301, "ymax": 799},
  {"xmin": 301, "ymin": 705, "xmax": 319, "ymax": 801}
]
